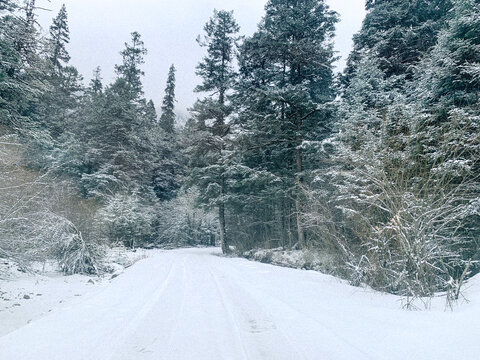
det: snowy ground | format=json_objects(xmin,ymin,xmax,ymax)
[
  {"xmin": 0, "ymin": 248, "xmax": 147, "ymax": 337},
  {"xmin": 0, "ymin": 248, "xmax": 479, "ymax": 360},
  {"xmin": 0, "ymin": 268, "xmax": 104, "ymax": 338}
]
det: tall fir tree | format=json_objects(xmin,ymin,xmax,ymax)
[
  {"xmin": 38, "ymin": 4, "xmax": 83, "ymax": 142},
  {"xmin": 233, "ymin": 0, "xmax": 338, "ymax": 249},
  {"xmin": 159, "ymin": 64, "xmax": 176, "ymax": 133},
  {"xmin": 189, "ymin": 9, "xmax": 240, "ymax": 254},
  {"xmin": 47, "ymin": 4, "xmax": 70, "ymax": 72},
  {"xmin": 114, "ymin": 31, "xmax": 147, "ymax": 99}
]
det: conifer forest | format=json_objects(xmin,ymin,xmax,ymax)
[{"xmin": 1, "ymin": 2, "xmax": 480, "ymax": 352}]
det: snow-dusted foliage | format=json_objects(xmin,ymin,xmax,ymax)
[
  {"xmin": 1, "ymin": 2, "xmax": 182, "ymax": 275},
  {"xmin": 45, "ymin": 213, "xmax": 101, "ymax": 275},
  {"xmin": 0, "ymin": 137, "xmax": 102, "ymax": 274},
  {"xmin": 97, "ymin": 192, "xmax": 155, "ymax": 248},
  {"xmin": 300, "ymin": 0, "xmax": 480, "ymax": 299},
  {"xmin": 156, "ymin": 189, "xmax": 218, "ymax": 247}
]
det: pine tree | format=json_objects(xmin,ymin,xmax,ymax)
[
  {"xmin": 159, "ymin": 64, "xmax": 176, "ymax": 133},
  {"xmin": 0, "ymin": 0, "xmax": 44, "ymax": 129},
  {"xmin": 343, "ymin": 0, "xmax": 452, "ymax": 86},
  {"xmin": 47, "ymin": 4, "xmax": 70, "ymax": 72},
  {"xmin": 38, "ymin": 4, "xmax": 82, "ymax": 141},
  {"xmin": 189, "ymin": 9, "xmax": 240, "ymax": 254},
  {"xmin": 114, "ymin": 31, "xmax": 147, "ymax": 99},
  {"xmin": 89, "ymin": 66, "xmax": 103, "ymax": 94},
  {"xmin": 234, "ymin": 0, "xmax": 338, "ymax": 249}
]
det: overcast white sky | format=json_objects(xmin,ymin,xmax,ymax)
[{"xmin": 37, "ymin": 0, "xmax": 366, "ymax": 119}]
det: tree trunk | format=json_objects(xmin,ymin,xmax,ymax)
[
  {"xmin": 295, "ymin": 116, "xmax": 305, "ymax": 248},
  {"xmin": 219, "ymin": 200, "xmax": 229, "ymax": 254},
  {"xmin": 295, "ymin": 194, "xmax": 305, "ymax": 248}
]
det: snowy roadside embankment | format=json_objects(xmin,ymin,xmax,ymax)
[
  {"xmin": 0, "ymin": 247, "xmax": 148, "ymax": 337},
  {"xmin": 242, "ymin": 247, "xmax": 338, "ymax": 273}
]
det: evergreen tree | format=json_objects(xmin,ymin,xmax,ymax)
[
  {"xmin": 414, "ymin": 0, "xmax": 480, "ymax": 108},
  {"xmin": 114, "ymin": 31, "xmax": 147, "ymax": 98},
  {"xmin": 189, "ymin": 9, "xmax": 240, "ymax": 254},
  {"xmin": 47, "ymin": 4, "xmax": 70, "ymax": 72},
  {"xmin": 233, "ymin": 0, "xmax": 338, "ymax": 249},
  {"xmin": 144, "ymin": 99, "xmax": 157, "ymax": 123},
  {"xmin": 0, "ymin": 0, "xmax": 43, "ymax": 129},
  {"xmin": 89, "ymin": 66, "xmax": 103, "ymax": 95},
  {"xmin": 343, "ymin": 0, "xmax": 452, "ymax": 86},
  {"xmin": 159, "ymin": 64, "xmax": 176, "ymax": 133},
  {"xmin": 39, "ymin": 4, "xmax": 82, "ymax": 141},
  {"xmin": 326, "ymin": 0, "xmax": 480, "ymax": 296},
  {"xmin": 67, "ymin": 32, "xmax": 180, "ymax": 208}
]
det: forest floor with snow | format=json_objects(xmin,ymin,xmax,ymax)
[{"xmin": 0, "ymin": 247, "xmax": 479, "ymax": 360}]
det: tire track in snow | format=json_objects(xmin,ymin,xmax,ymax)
[
  {"xmin": 163, "ymin": 254, "xmax": 189, "ymax": 350},
  {"xmin": 213, "ymin": 257, "xmax": 376, "ymax": 360},
  {"xmin": 208, "ymin": 260, "xmax": 308, "ymax": 360},
  {"xmin": 106, "ymin": 259, "xmax": 177, "ymax": 360},
  {"xmin": 205, "ymin": 261, "xmax": 251, "ymax": 360},
  {"xmin": 254, "ymin": 289, "xmax": 376, "ymax": 360}
]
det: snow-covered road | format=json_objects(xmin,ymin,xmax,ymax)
[{"xmin": 0, "ymin": 248, "xmax": 479, "ymax": 360}]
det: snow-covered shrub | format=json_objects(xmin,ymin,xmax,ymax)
[
  {"xmin": 243, "ymin": 247, "xmax": 338, "ymax": 273},
  {"xmin": 314, "ymin": 95, "xmax": 480, "ymax": 300},
  {"xmin": 96, "ymin": 191, "xmax": 156, "ymax": 248},
  {"xmin": 156, "ymin": 189, "xmax": 218, "ymax": 247},
  {"xmin": 355, "ymin": 184, "xmax": 473, "ymax": 297},
  {"xmin": 47, "ymin": 216, "xmax": 101, "ymax": 275},
  {"xmin": 0, "ymin": 138, "xmax": 104, "ymax": 273}
]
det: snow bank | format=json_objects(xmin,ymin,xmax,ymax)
[{"xmin": 243, "ymin": 247, "xmax": 338, "ymax": 273}]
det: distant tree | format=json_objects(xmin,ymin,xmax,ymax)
[
  {"xmin": 46, "ymin": 4, "xmax": 70, "ymax": 71},
  {"xmin": 114, "ymin": 31, "xmax": 147, "ymax": 98},
  {"xmin": 39, "ymin": 4, "xmax": 82, "ymax": 141},
  {"xmin": 89, "ymin": 66, "xmax": 103, "ymax": 94},
  {"xmin": 144, "ymin": 99, "xmax": 157, "ymax": 122},
  {"xmin": 159, "ymin": 64, "xmax": 176, "ymax": 133}
]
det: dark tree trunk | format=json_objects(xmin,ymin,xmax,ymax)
[{"xmin": 295, "ymin": 115, "xmax": 305, "ymax": 248}]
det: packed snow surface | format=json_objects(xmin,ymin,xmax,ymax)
[{"xmin": 0, "ymin": 248, "xmax": 479, "ymax": 359}]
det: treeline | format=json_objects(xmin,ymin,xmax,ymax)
[
  {"xmin": 187, "ymin": 0, "xmax": 480, "ymax": 300},
  {"xmin": 1, "ymin": 0, "xmax": 479, "ymax": 300},
  {"xmin": 0, "ymin": 0, "xmax": 216, "ymax": 274}
]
